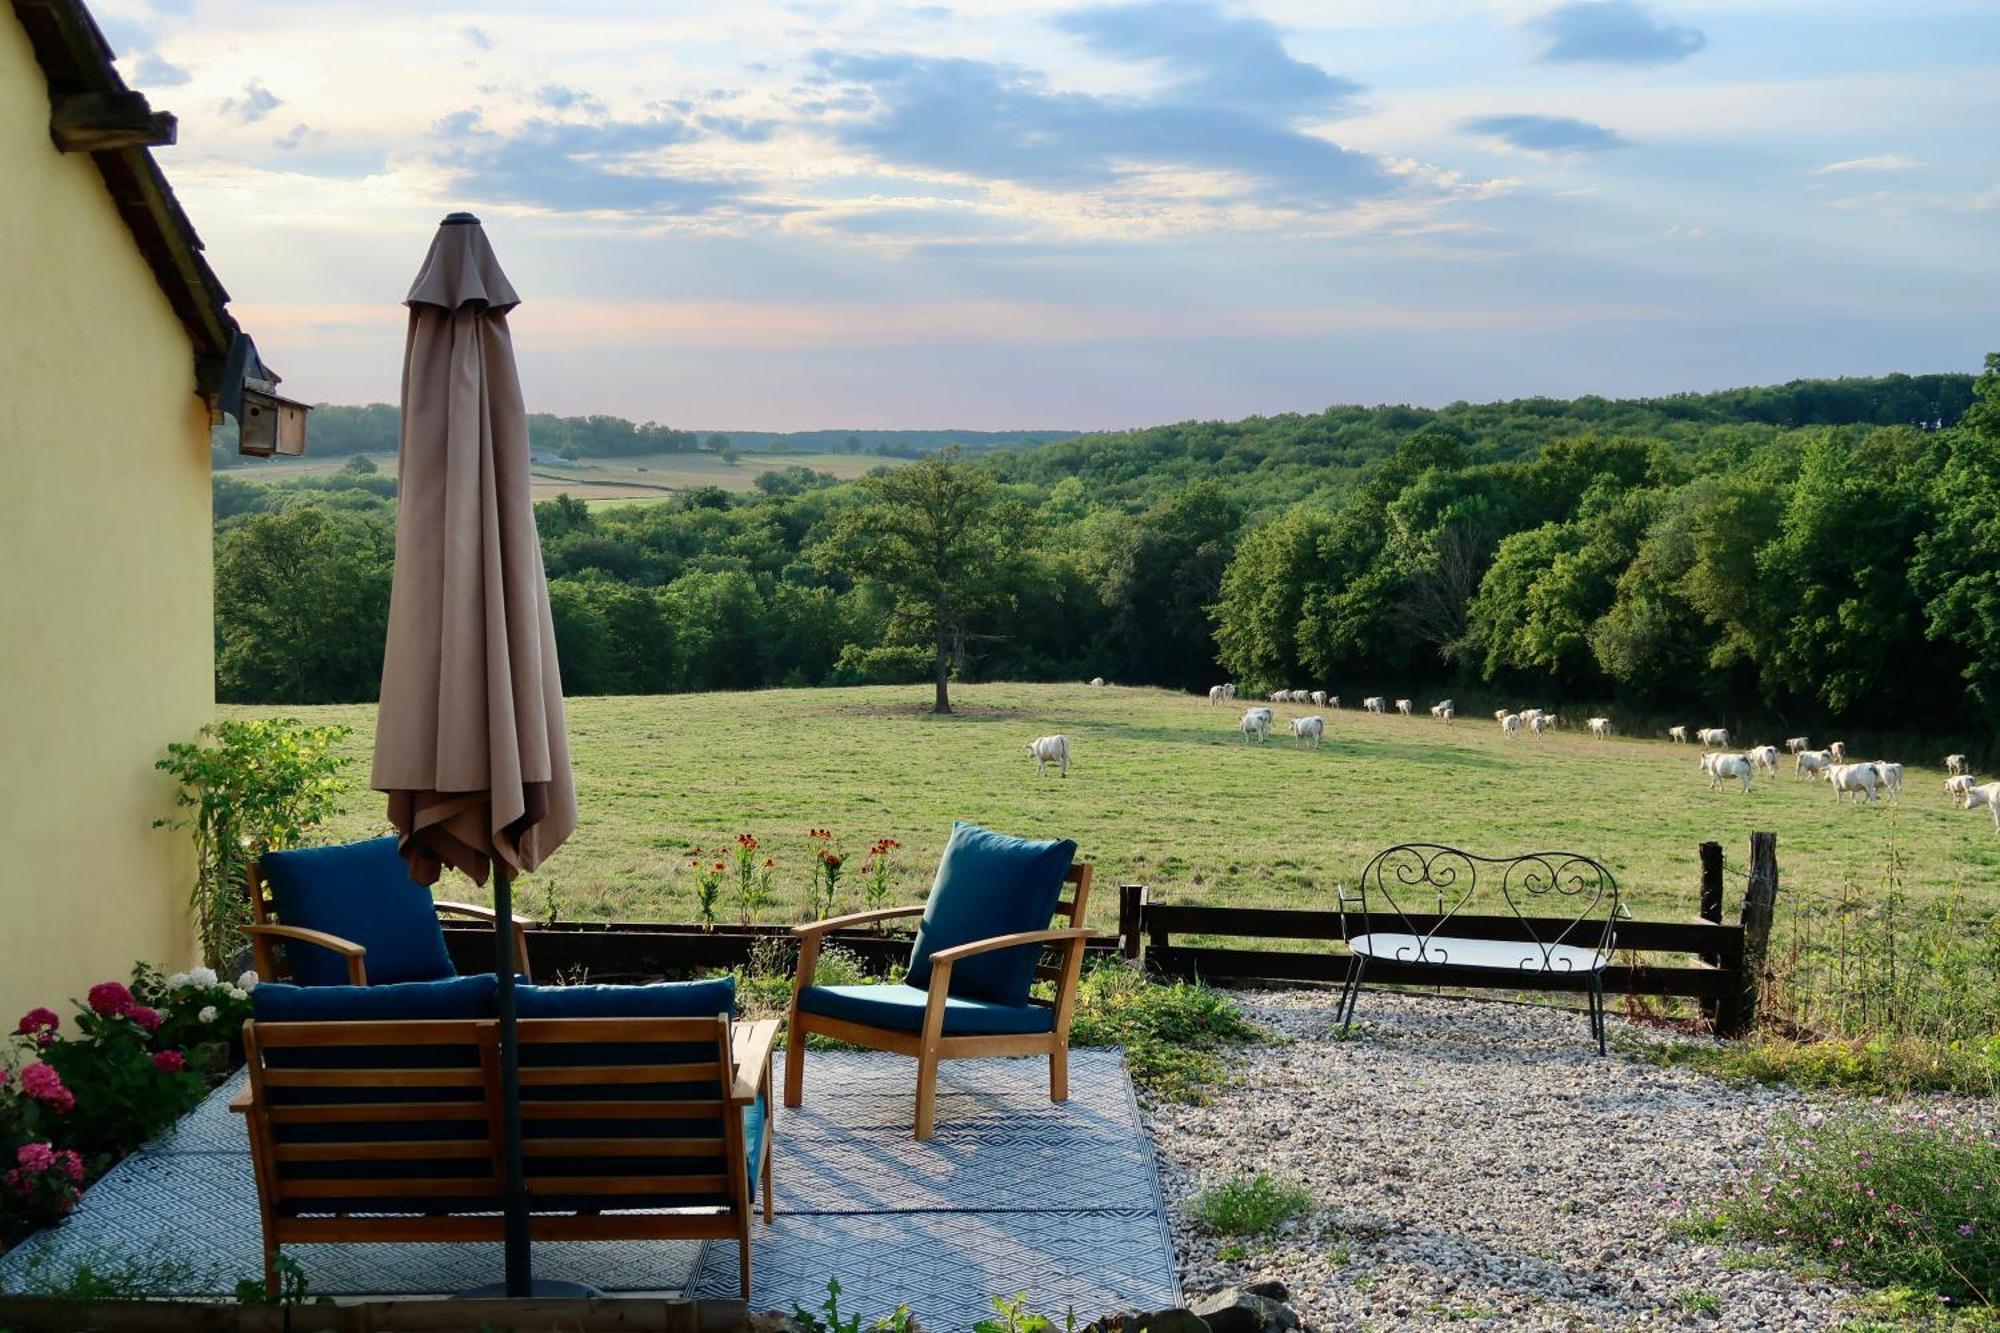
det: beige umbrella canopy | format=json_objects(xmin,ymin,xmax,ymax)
[{"xmin": 372, "ymin": 214, "xmax": 575, "ymax": 886}]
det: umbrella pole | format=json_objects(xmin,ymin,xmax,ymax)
[{"xmin": 494, "ymin": 864, "xmax": 532, "ymax": 1297}]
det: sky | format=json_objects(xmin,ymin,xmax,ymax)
[{"xmin": 98, "ymin": 0, "xmax": 2000, "ymax": 430}]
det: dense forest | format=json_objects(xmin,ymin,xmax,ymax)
[{"xmin": 212, "ymin": 366, "xmax": 2000, "ymax": 740}]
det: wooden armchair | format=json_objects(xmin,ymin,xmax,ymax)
[
  {"xmin": 786, "ymin": 828, "xmax": 1096, "ymax": 1140},
  {"xmin": 245, "ymin": 837, "xmax": 531, "ymax": 987}
]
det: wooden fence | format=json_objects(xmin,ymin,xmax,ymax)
[
  {"xmin": 0, "ymin": 1295, "xmax": 743, "ymax": 1332},
  {"xmin": 445, "ymin": 836, "xmax": 1778, "ymax": 1037}
]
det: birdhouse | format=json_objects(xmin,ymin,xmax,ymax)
[{"xmin": 236, "ymin": 377, "xmax": 310, "ymax": 457}]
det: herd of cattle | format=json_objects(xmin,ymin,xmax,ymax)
[{"xmin": 1162, "ymin": 680, "xmax": 1999, "ymax": 829}]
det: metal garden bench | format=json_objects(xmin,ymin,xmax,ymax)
[{"xmin": 1336, "ymin": 843, "xmax": 1621, "ymax": 1053}]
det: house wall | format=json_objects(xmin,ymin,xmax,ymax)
[{"xmin": 0, "ymin": 13, "xmax": 212, "ymax": 1022}]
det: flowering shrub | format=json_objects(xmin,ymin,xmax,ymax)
[
  {"xmin": 734, "ymin": 834, "xmax": 776, "ymax": 926},
  {"xmin": 1709, "ymin": 1110, "xmax": 1999, "ymax": 1308},
  {"xmin": 687, "ymin": 850, "xmax": 727, "ymax": 931},
  {"xmin": 2, "ymin": 1142, "xmax": 84, "ymax": 1236},
  {"xmin": 131, "ymin": 964, "xmax": 255, "ymax": 1076},
  {"xmin": 807, "ymin": 829, "xmax": 845, "ymax": 920},
  {"xmin": 860, "ymin": 839, "xmax": 901, "ymax": 917}
]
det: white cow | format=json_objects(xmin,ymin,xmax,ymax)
[
  {"xmin": 1747, "ymin": 745, "xmax": 1780, "ymax": 776},
  {"xmin": 1697, "ymin": 727, "xmax": 1730, "ymax": 748},
  {"xmin": 1945, "ymin": 774, "xmax": 1978, "ymax": 806},
  {"xmin": 1026, "ymin": 734, "xmax": 1070, "ymax": 778},
  {"xmin": 1544, "ymin": 713, "xmax": 1564, "ymax": 730},
  {"xmin": 1291, "ymin": 715, "xmax": 1325, "ymax": 748},
  {"xmin": 1827, "ymin": 762, "xmax": 1880, "ymax": 804},
  {"xmin": 1795, "ymin": 749, "xmax": 1832, "ymax": 780},
  {"xmin": 1327, "ymin": 695, "xmax": 1341, "ymax": 710},
  {"xmin": 1874, "ymin": 761, "xmax": 1905, "ymax": 797},
  {"xmin": 1439, "ymin": 705, "xmax": 1455, "ymax": 724},
  {"xmin": 1587, "ymin": 716, "xmax": 1613, "ymax": 739},
  {"xmin": 1702, "ymin": 752, "xmax": 1754, "ymax": 793},
  {"xmin": 1089, "ymin": 678, "xmax": 1105, "ymax": 687},
  {"xmin": 1529, "ymin": 714, "xmax": 1550, "ymax": 737},
  {"xmin": 1828, "ymin": 741, "xmax": 1847, "ymax": 762},
  {"xmin": 1311, "ymin": 690, "xmax": 1327, "ymax": 708},
  {"xmin": 1493, "ymin": 708, "xmax": 1510, "ymax": 722},
  {"xmin": 1363, "ymin": 697, "xmax": 1387, "ymax": 714},
  {"xmin": 1268, "ymin": 691, "xmax": 1287, "ymax": 704},
  {"xmin": 1962, "ymin": 780, "xmax": 2000, "ymax": 813},
  {"xmin": 1785, "ymin": 737, "xmax": 1809, "ymax": 754},
  {"xmin": 1241, "ymin": 708, "xmax": 1274, "ymax": 743},
  {"xmin": 1668, "ymin": 725, "xmax": 1688, "ymax": 744},
  {"xmin": 1946, "ymin": 753, "xmax": 1969, "ymax": 777},
  {"xmin": 1394, "ymin": 698, "xmax": 1413, "ymax": 716},
  {"xmin": 1208, "ymin": 684, "xmax": 1230, "ymax": 705},
  {"xmin": 1500, "ymin": 712, "xmax": 1523, "ymax": 738}
]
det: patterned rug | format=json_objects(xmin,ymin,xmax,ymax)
[{"xmin": 0, "ymin": 1048, "xmax": 1181, "ymax": 1325}]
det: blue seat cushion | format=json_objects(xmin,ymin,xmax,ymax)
[
  {"xmin": 251, "ymin": 973, "xmax": 497, "ymax": 1021},
  {"xmin": 904, "ymin": 822, "xmax": 1077, "ymax": 1006},
  {"xmin": 514, "ymin": 977, "xmax": 735, "ymax": 1019},
  {"xmin": 798, "ymin": 983, "xmax": 1056, "ymax": 1036},
  {"xmin": 259, "ymin": 838, "xmax": 456, "ymax": 987}
]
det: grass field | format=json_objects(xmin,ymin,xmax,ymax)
[
  {"xmin": 232, "ymin": 684, "xmax": 2000, "ymax": 928},
  {"xmin": 231, "ymin": 450, "xmax": 901, "ymax": 505}
]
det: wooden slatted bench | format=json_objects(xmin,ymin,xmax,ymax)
[{"xmin": 232, "ymin": 1015, "xmax": 778, "ymax": 1297}]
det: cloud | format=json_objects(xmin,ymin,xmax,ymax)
[
  {"xmin": 130, "ymin": 53, "xmax": 190, "ymax": 87},
  {"xmin": 273, "ymin": 123, "xmax": 313, "ymax": 151},
  {"xmin": 431, "ymin": 108, "xmax": 767, "ymax": 215},
  {"xmin": 1533, "ymin": 2, "xmax": 1705, "ymax": 65},
  {"xmin": 806, "ymin": 43, "xmax": 1392, "ymax": 211},
  {"xmin": 535, "ymin": 85, "xmax": 604, "ymax": 113},
  {"xmin": 1460, "ymin": 113, "xmax": 1627, "ymax": 154},
  {"xmin": 464, "ymin": 26, "xmax": 492, "ymax": 50},
  {"xmin": 1054, "ymin": 0, "xmax": 1363, "ymax": 115},
  {"xmin": 220, "ymin": 80, "xmax": 283, "ymax": 124},
  {"xmin": 1812, "ymin": 154, "xmax": 1920, "ymax": 175}
]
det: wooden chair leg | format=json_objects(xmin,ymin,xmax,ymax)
[
  {"xmin": 762, "ymin": 1123, "xmax": 774, "ymax": 1222},
  {"xmin": 264, "ymin": 1246, "xmax": 279, "ymax": 1298},
  {"xmin": 1049, "ymin": 1042, "xmax": 1069, "ymax": 1103},
  {"xmin": 914, "ymin": 1049, "xmax": 940, "ymax": 1141},
  {"xmin": 783, "ymin": 1019, "xmax": 806, "ymax": 1109},
  {"xmin": 738, "ymin": 1222, "xmax": 752, "ymax": 1300}
]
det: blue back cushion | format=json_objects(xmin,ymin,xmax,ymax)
[
  {"xmin": 251, "ymin": 973, "xmax": 498, "ymax": 1022},
  {"xmin": 259, "ymin": 838, "xmax": 456, "ymax": 987},
  {"xmin": 515, "ymin": 978, "xmax": 735, "ymax": 1019},
  {"xmin": 904, "ymin": 822, "xmax": 1077, "ymax": 1006}
]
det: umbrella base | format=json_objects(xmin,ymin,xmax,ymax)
[{"xmin": 452, "ymin": 1279, "xmax": 608, "ymax": 1299}]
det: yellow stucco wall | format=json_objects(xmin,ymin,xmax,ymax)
[{"xmin": 0, "ymin": 13, "xmax": 212, "ymax": 1022}]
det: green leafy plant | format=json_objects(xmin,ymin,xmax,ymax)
[
  {"xmin": 129, "ymin": 963, "xmax": 254, "ymax": 1078},
  {"xmin": 735, "ymin": 834, "xmax": 774, "ymax": 925},
  {"xmin": 974, "ymin": 1293, "xmax": 1077, "ymax": 1333},
  {"xmin": 1710, "ymin": 1111, "xmax": 1998, "ymax": 1309},
  {"xmin": 733, "ymin": 938, "xmax": 873, "ymax": 1028},
  {"xmin": 687, "ymin": 848, "xmax": 727, "ymax": 931},
  {"xmin": 1191, "ymin": 1173, "xmax": 1315, "ymax": 1237},
  {"xmin": 860, "ymin": 839, "xmax": 901, "ymax": 917},
  {"xmin": 234, "ymin": 1254, "xmax": 330, "ymax": 1306},
  {"xmin": 1065, "ymin": 963, "xmax": 1261, "ymax": 1102},
  {"xmin": 791, "ymin": 1277, "xmax": 917, "ymax": 1333},
  {"xmin": 808, "ymin": 829, "xmax": 846, "ymax": 920},
  {"xmin": 20, "ymin": 979, "xmax": 205, "ymax": 1164},
  {"xmin": 155, "ymin": 718, "xmax": 350, "ymax": 970}
]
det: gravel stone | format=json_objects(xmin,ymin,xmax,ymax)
[{"xmin": 1140, "ymin": 988, "xmax": 1990, "ymax": 1332}]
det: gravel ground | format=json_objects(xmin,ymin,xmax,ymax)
[{"xmin": 1143, "ymin": 989, "xmax": 1985, "ymax": 1332}]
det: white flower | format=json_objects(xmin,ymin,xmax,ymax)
[
  {"xmin": 198, "ymin": 1006, "xmax": 219, "ymax": 1024},
  {"xmin": 166, "ymin": 972, "xmax": 191, "ymax": 990},
  {"xmin": 224, "ymin": 986, "xmax": 247, "ymax": 1001},
  {"xmin": 189, "ymin": 966, "xmax": 218, "ymax": 988},
  {"xmin": 235, "ymin": 970, "xmax": 260, "ymax": 991}
]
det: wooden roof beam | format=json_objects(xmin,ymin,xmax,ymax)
[{"xmin": 51, "ymin": 89, "xmax": 176, "ymax": 152}]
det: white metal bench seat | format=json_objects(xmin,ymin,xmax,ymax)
[
  {"xmin": 1337, "ymin": 844, "xmax": 1622, "ymax": 1053},
  {"xmin": 1345, "ymin": 933, "xmax": 1610, "ymax": 974}
]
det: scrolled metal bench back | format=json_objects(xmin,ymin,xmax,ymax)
[{"xmin": 1341, "ymin": 843, "xmax": 1619, "ymax": 971}]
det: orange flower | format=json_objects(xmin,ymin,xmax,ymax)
[
  {"xmin": 763, "ymin": 858, "xmax": 775, "ymax": 868},
  {"xmin": 712, "ymin": 860, "xmax": 727, "ymax": 873}
]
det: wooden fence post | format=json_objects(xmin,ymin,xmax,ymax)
[
  {"xmin": 1730, "ymin": 831, "xmax": 1779, "ymax": 1037},
  {"xmin": 1697, "ymin": 840, "xmax": 1724, "ymax": 1026},
  {"xmin": 1118, "ymin": 884, "xmax": 1147, "ymax": 963}
]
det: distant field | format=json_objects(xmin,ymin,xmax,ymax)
[
  {"xmin": 231, "ymin": 684, "xmax": 2000, "ymax": 927},
  {"xmin": 229, "ymin": 449, "xmax": 902, "ymax": 504}
]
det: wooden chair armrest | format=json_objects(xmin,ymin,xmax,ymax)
[
  {"xmin": 731, "ymin": 1019, "xmax": 781, "ymax": 1104},
  {"xmin": 434, "ymin": 901, "xmax": 535, "ymax": 928},
  {"xmin": 925, "ymin": 926, "xmax": 1102, "ymax": 966},
  {"xmin": 791, "ymin": 905, "xmax": 928, "ymax": 939},
  {"xmin": 229, "ymin": 1083, "xmax": 255, "ymax": 1115},
  {"xmin": 239, "ymin": 924, "xmax": 368, "ymax": 985}
]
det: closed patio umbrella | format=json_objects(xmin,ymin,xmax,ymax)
[{"xmin": 372, "ymin": 212, "xmax": 577, "ymax": 1298}]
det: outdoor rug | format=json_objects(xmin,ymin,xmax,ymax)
[
  {"xmin": 688, "ymin": 1049, "xmax": 1181, "ymax": 1329},
  {"xmin": 0, "ymin": 1048, "xmax": 1181, "ymax": 1325}
]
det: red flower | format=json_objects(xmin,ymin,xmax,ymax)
[
  {"xmin": 87, "ymin": 981, "xmax": 134, "ymax": 1017},
  {"xmin": 712, "ymin": 861, "xmax": 727, "ymax": 873},
  {"xmin": 127, "ymin": 1004, "xmax": 162, "ymax": 1032},
  {"xmin": 763, "ymin": 857, "xmax": 775, "ymax": 868},
  {"xmin": 737, "ymin": 833, "xmax": 760, "ymax": 850},
  {"xmin": 152, "ymin": 1049, "xmax": 186, "ymax": 1073},
  {"xmin": 821, "ymin": 853, "xmax": 844, "ymax": 870},
  {"xmin": 15, "ymin": 1143, "xmax": 55, "ymax": 1174},
  {"xmin": 14, "ymin": 1007, "xmax": 60, "ymax": 1041},
  {"xmin": 57, "ymin": 1149, "xmax": 84, "ymax": 1183},
  {"xmin": 20, "ymin": 1062, "xmax": 74, "ymax": 1113}
]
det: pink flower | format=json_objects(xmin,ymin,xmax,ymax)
[
  {"xmin": 57, "ymin": 1149, "xmax": 83, "ymax": 1183},
  {"xmin": 14, "ymin": 1007, "xmax": 59, "ymax": 1042},
  {"xmin": 15, "ymin": 1143, "xmax": 56, "ymax": 1174},
  {"xmin": 87, "ymin": 981, "xmax": 133, "ymax": 1017},
  {"xmin": 126, "ymin": 1005, "xmax": 162, "ymax": 1032},
  {"xmin": 151, "ymin": 1049, "xmax": 185, "ymax": 1073},
  {"xmin": 20, "ymin": 1062, "xmax": 75, "ymax": 1112}
]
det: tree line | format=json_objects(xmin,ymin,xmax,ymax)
[{"xmin": 211, "ymin": 365, "xmax": 1999, "ymax": 734}]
